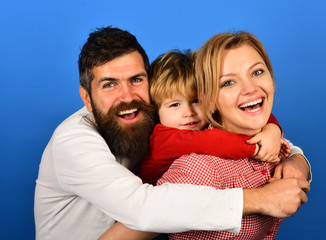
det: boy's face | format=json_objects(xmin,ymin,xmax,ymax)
[{"xmin": 158, "ymin": 92, "xmax": 208, "ymax": 131}]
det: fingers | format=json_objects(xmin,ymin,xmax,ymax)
[
  {"xmin": 269, "ymin": 178, "xmax": 309, "ymax": 217},
  {"xmin": 268, "ymin": 177, "xmax": 278, "ymax": 183},
  {"xmin": 246, "ymin": 135, "xmax": 260, "ymax": 145},
  {"xmin": 301, "ymin": 190, "xmax": 308, "ymax": 204},
  {"xmin": 297, "ymin": 178, "xmax": 310, "ymax": 194},
  {"xmin": 280, "ymin": 138, "xmax": 290, "ymax": 150},
  {"xmin": 253, "ymin": 151, "xmax": 279, "ymax": 162},
  {"xmin": 272, "ymin": 164, "xmax": 283, "ymax": 179}
]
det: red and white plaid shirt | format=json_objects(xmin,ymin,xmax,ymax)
[{"xmin": 157, "ymin": 153, "xmax": 283, "ymax": 240}]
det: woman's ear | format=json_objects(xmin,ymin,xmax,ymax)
[{"xmin": 79, "ymin": 86, "xmax": 93, "ymax": 112}]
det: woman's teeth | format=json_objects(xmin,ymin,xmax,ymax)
[{"xmin": 239, "ymin": 98, "xmax": 263, "ymax": 108}]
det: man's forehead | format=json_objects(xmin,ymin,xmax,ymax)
[{"xmin": 92, "ymin": 52, "xmax": 147, "ymax": 80}]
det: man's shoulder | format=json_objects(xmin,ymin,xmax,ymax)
[{"xmin": 53, "ymin": 107, "xmax": 97, "ymax": 137}]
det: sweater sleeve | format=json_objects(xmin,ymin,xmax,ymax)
[
  {"xmin": 153, "ymin": 113, "xmax": 279, "ymax": 162},
  {"xmin": 150, "ymin": 124, "xmax": 255, "ymax": 160},
  {"xmin": 267, "ymin": 113, "xmax": 282, "ymax": 132},
  {"xmin": 138, "ymin": 124, "xmax": 255, "ymax": 184}
]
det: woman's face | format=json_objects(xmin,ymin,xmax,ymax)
[{"xmin": 216, "ymin": 44, "xmax": 274, "ymax": 136}]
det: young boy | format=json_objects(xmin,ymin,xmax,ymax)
[{"xmin": 137, "ymin": 49, "xmax": 288, "ymax": 185}]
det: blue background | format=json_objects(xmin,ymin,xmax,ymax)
[{"xmin": 1, "ymin": 0, "xmax": 325, "ymax": 239}]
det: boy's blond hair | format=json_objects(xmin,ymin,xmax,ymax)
[{"xmin": 149, "ymin": 49, "xmax": 197, "ymax": 108}]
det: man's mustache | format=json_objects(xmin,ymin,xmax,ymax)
[{"xmin": 109, "ymin": 100, "xmax": 155, "ymax": 116}]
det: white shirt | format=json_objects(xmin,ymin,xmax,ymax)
[
  {"xmin": 34, "ymin": 107, "xmax": 307, "ymax": 240},
  {"xmin": 35, "ymin": 107, "xmax": 244, "ymax": 240}
]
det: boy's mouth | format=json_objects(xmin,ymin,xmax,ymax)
[
  {"xmin": 239, "ymin": 98, "xmax": 264, "ymax": 113},
  {"xmin": 183, "ymin": 121, "xmax": 198, "ymax": 126}
]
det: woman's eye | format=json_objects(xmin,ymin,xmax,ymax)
[
  {"xmin": 253, "ymin": 69, "xmax": 264, "ymax": 77},
  {"xmin": 221, "ymin": 80, "xmax": 235, "ymax": 87}
]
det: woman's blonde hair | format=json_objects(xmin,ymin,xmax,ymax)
[
  {"xmin": 195, "ymin": 31, "xmax": 275, "ymax": 128},
  {"xmin": 149, "ymin": 49, "xmax": 197, "ymax": 109}
]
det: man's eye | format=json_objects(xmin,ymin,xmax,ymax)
[
  {"xmin": 253, "ymin": 69, "xmax": 264, "ymax": 77},
  {"xmin": 169, "ymin": 103, "xmax": 180, "ymax": 108},
  {"xmin": 221, "ymin": 80, "xmax": 235, "ymax": 87},
  {"xmin": 132, "ymin": 78, "xmax": 142, "ymax": 83},
  {"xmin": 103, "ymin": 82, "xmax": 115, "ymax": 88}
]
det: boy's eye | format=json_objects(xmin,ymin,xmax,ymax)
[
  {"xmin": 253, "ymin": 69, "xmax": 264, "ymax": 77},
  {"xmin": 169, "ymin": 103, "xmax": 180, "ymax": 108},
  {"xmin": 192, "ymin": 98, "xmax": 199, "ymax": 104},
  {"xmin": 221, "ymin": 80, "xmax": 235, "ymax": 87}
]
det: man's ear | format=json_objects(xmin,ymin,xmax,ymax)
[{"xmin": 79, "ymin": 86, "xmax": 93, "ymax": 112}]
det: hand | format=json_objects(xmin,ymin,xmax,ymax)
[
  {"xmin": 243, "ymin": 178, "xmax": 310, "ymax": 218},
  {"xmin": 279, "ymin": 139, "xmax": 290, "ymax": 159},
  {"xmin": 246, "ymin": 123, "xmax": 281, "ymax": 162},
  {"xmin": 270, "ymin": 154, "xmax": 311, "ymax": 184}
]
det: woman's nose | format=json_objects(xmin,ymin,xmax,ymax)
[{"xmin": 240, "ymin": 78, "xmax": 257, "ymax": 95}]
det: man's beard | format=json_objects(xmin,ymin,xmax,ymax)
[{"xmin": 91, "ymin": 99, "xmax": 157, "ymax": 172}]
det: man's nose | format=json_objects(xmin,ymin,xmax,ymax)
[{"xmin": 119, "ymin": 84, "xmax": 134, "ymax": 103}]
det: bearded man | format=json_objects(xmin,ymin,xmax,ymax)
[{"xmin": 34, "ymin": 26, "xmax": 310, "ymax": 240}]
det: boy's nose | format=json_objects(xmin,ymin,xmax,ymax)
[{"xmin": 183, "ymin": 106, "xmax": 195, "ymax": 117}]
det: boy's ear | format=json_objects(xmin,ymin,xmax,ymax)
[{"xmin": 79, "ymin": 86, "xmax": 93, "ymax": 112}]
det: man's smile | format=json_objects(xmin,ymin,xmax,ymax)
[{"xmin": 117, "ymin": 108, "xmax": 141, "ymax": 122}]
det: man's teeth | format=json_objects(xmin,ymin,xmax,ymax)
[
  {"xmin": 239, "ymin": 98, "xmax": 263, "ymax": 108},
  {"xmin": 118, "ymin": 108, "xmax": 137, "ymax": 115}
]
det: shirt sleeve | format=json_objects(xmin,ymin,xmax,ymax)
[
  {"xmin": 138, "ymin": 124, "xmax": 255, "ymax": 185},
  {"xmin": 53, "ymin": 123, "xmax": 243, "ymax": 233},
  {"xmin": 267, "ymin": 113, "xmax": 282, "ymax": 132}
]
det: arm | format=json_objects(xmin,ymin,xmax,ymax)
[
  {"xmin": 247, "ymin": 123, "xmax": 282, "ymax": 162},
  {"xmin": 266, "ymin": 113, "xmax": 282, "ymax": 131},
  {"xmin": 243, "ymin": 177, "xmax": 309, "ymax": 217},
  {"xmin": 138, "ymin": 124, "xmax": 256, "ymax": 184},
  {"xmin": 246, "ymin": 114, "xmax": 288, "ymax": 162},
  {"xmin": 150, "ymin": 124, "xmax": 256, "ymax": 160},
  {"xmin": 157, "ymin": 152, "xmax": 309, "ymax": 221},
  {"xmin": 271, "ymin": 139, "xmax": 311, "ymax": 182},
  {"xmin": 244, "ymin": 140, "xmax": 311, "ymax": 217},
  {"xmin": 153, "ymin": 113, "xmax": 278, "ymax": 161},
  {"xmin": 98, "ymin": 222, "xmax": 158, "ymax": 240},
  {"xmin": 54, "ymin": 122, "xmax": 243, "ymax": 233}
]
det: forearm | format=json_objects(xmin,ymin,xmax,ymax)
[
  {"xmin": 98, "ymin": 222, "xmax": 158, "ymax": 240},
  {"xmin": 282, "ymin": 153, "xmax": 311, "ymax": 181},
  {"xmin": 283, "ymin": 138, "xmax": 311, "ymax": 181},
  {"xmin": 151, "ymin": 124, "xmax": 255, "ymax": 160},
  {"xmin": 56, "ymin": 126, "xmax": 244, "ymax": 233},
  {"xmin": 243, "ymin": 178, "xmax": 309, "ymax": 218}
]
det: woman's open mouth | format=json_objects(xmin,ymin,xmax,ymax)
[{"xmin": 239, "ymin": 98, "xmax": 264, "ymax": 113}]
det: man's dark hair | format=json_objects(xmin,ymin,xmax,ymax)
[{"xmin": 78, "ymin": 26, "xmax": 149, "ymax": 94}]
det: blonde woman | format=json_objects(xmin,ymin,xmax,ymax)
[{"xmin": 157, "ymin": 32, "xmax": 310, "ymax": 239}]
